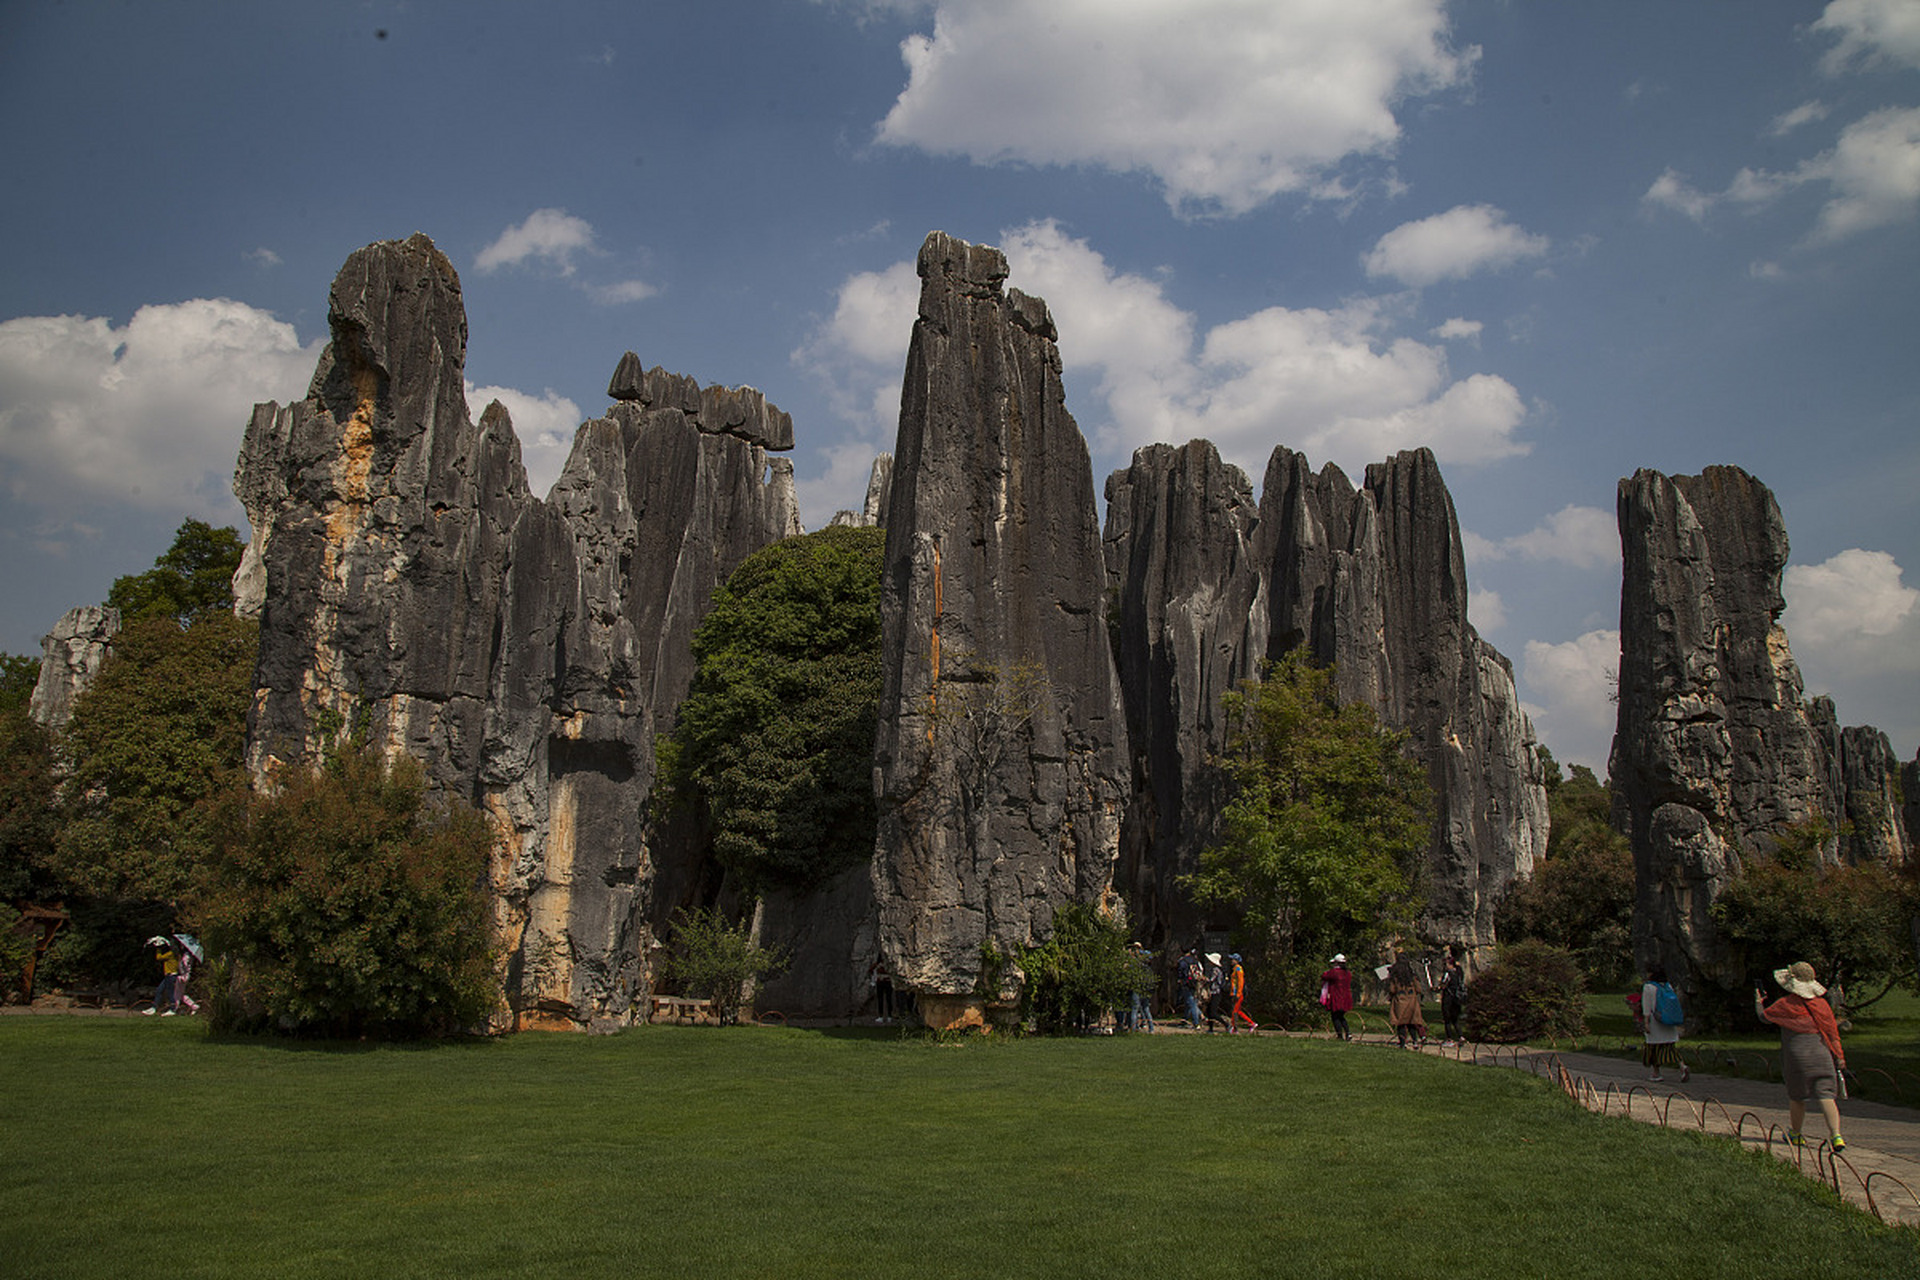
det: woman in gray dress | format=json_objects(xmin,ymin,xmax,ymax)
[{"xmin": 1755, "ymin": 961, "xmax": 1848, "ymax": 1152}]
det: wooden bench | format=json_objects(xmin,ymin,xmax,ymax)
[{"xmin": 648, "ymin": 996, "xmax": 713, "ymax": 1025}]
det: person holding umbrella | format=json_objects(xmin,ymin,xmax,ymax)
[{"xmin": 170, "ymin": 934, "xmax": 203, "ymax": 1015}]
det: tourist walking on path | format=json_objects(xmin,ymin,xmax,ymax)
[
  {"xmin": 1202, "ymin": 953, "xmax": 1226, "ymax": 1032},
  {"xmin": 1641, "ymin": 963, "xmax": 1688, "ymax": 1082},
  {"xmin": 1177, "ymin": 946, "xmax": 1205, "ymax": 1029},
  {"xmin": 1126, "ymin": 942, "xmax": 1155, "ymax": 1033},
  {"xmin": 1387, "ymin": 957, "xmax": 1426, "ymax": 1048},
  {"xmin": 1225, "ymin": 954, "xmax": 1256, "ymax": 1032},
  {"xmin": 144, "ymin": 937, "xmax": 178, "ymax": 1016},
  {"xmin": 1438, "ymin": 950, "xmax": 1465, "ymax": 1046},
  {"xmin": 1319, "ymin": 954, "xmax": 1354, "ymax": 1040},
  {"xmin": 1756, "ymin": 961, "xmax": 1847, "ymax": 1151},
  {"xmin": 170, "ymin": 940, "xmax": 200, "ymax": 1015}
]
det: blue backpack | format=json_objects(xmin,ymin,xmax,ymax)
[{"xmin": 1653, "ymin": 982, "xmax": 1684, "ymax": 1026}]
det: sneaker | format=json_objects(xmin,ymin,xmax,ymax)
[
  {"xmin": 1831, "ymin": 1136, "xmax": 1846, "ymax": 1152},
  {"xmin": 161, "ymin": 1010, "xmax": 175, "ymax": 1017},
  {"xmin": 1648, "ymin": 1073, "xmax": 1663, "ymax": 1082},
  {"xmin": 1787, "ymin": 1131, "xmax": 1805, "ymax": 1147},
  {"xmin": 142, "ymin": 1008, "xmax": 156, "ymax": 1016}
]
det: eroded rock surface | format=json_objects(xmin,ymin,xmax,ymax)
[
  {"xmin": 871, "ymin": 232, "xmax": 1129, "ymax": 1020},
  {"xmin": 1104, "ymin": 440, "xmax": 1547, "ymax": 954},
  {"xmin": 28, "ymin": 605, "xmax": 120, "ymax": 730},
  {"xmin": 236, "ymin": 234, "xmax": 806, "ymax": 1026},
  {"xmin": 1610, "ymin": 466, "xmax": 1907, "ymax": 994}
]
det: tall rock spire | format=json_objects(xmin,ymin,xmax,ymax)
[{"xmin": 871, "ymin": 232, "xmax": 1130, "ymax": 1027}]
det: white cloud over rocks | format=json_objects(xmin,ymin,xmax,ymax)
[
  {"xmin": 464, "ymin": 381, "xmax": 584, "ymax": 499},
  {"xmin": 1362, "ymin": 204, "xmax": 1550, "ymax": 287},
  {"xmin": 874, "ymin": 0, "xmax": 1475, "ymax": 216},
  {"xmin": 1783, "ymin": 548, "xmax": 1920, "ymax": 750},
  {"xmin": 0, "ymin": 300, "xmax": 321, "ymax": 516},
  {"xmin": 1521, "ymin": 629, "xmax": 1621, "ymax": 773},
  {"xmin": 1813, "ymin": 0, "xmax": 1920, "ymax": 74},
  {"xmin": 476, "ymin": 208, "xmax": 597, "ymax": 275},
  {"xmin": 799, "ymin": 221, "xmax": 1531, "ymax": 506},
  {"xmin": 1465, "ymin": 504, "xmax": 1618, "ymax": 570}
]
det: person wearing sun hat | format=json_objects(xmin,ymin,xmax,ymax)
[
  {"xmin": 1755, "ymin": 961, "xmax": 1848, "ymax": 1152},
  {"xmin": 1318, "ymin": 954, "xmax": 1354, "ymax": 1041}
]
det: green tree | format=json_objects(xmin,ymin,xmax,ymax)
[
  {"xmin": 0, "ymin": 653, "xmax": 40, "ymax": 712},
  {"xmin": 659, "ymin": 526, "xmax": 885, "ymax": 893},
  {"xmin": 1496, "ymin": 754, "xmax": 1635, "ymax": 987},
  {"xmin": 199, "ymin": 742, "xmax": 497, "ymax": 1038},
  {"xmin": 49, "ymin": 613, "xmax": 257, "ymax": 907},
  {"xmin": 106, "ymin": 518, "xmax": 246, "ymax": 626},
  {"xmin": 1712, "ymin": 819, "xmax": 1915, "ymax": 1011},
  {"xmin": 661, "ymin": 907, "xmax": 787, "ymax": 1025},
  {"xmin": 1015, "ymin": 902, "xmax": 1146, "ymax": 1034},
  {"xmin": 1183, "ymin": 649, "xmax": 1432, "ymax": 1025},
  {"xmin": 0, "ymin": 707, "xmax": 58, "ymax": 903}
]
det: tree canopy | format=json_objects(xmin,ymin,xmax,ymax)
[
  {"xmin": 1183, "ymin": 649, "xmax": 1432, "ymax": 1023},
  {"xmin": 659, "ymin": 526, "xmax": 885, "ymax": 894},
  {"xmin": 107, "ymin": 518, "xmax": 246, "ymax": 627},
  {"xmin": 1495, "ymin": 751, "xmax": 1635, "ymax": 987}
]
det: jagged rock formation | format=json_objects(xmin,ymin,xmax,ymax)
[
  {"xmin": 1610, "ymin": 466, "xmax": 1908, "ymax": 994},
  {"xmin": 1104, "ymin": 439, "xmax": 1548, "ymax": 954},
  {"xmin": 827, "ymin": 453, "xmax": 894, "ymax": 529},
  {"xmin": 28, "ymin": 605, "xmax": 120, "ymax": 730},
  {"xmin": 235, "ymin": 233, "xmax": 809, "ymax": 1027},
  {"xmin": 870, "ymin": 232, "xmax": 1129, "ymax": 1027}
]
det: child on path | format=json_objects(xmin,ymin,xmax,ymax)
[{"xmin": 1226, "ymin": 954, "xmax": 1257, "ymax": 1032}]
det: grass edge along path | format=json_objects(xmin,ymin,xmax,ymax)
[{"xmin": 2, "ymin": 1016, "xmax": 1917, "ymax": 1280}]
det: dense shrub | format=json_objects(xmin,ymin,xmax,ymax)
[
  {"xmin": 1016, "ymin": 903, "xmax": 1146, "ymax": 1033},
  {"xmin": 662, "ymin": 907, "xmax": 787, "ymax": 1025},
  {"xmin": 1496, "ymin": 756, "xmax": 1635, "ymax": 988},
  {"xmin": 199, "ymin": 743, "xmax": 496, "ymax": 1038},
  {"xmin": 1461, "ymin": 940, "xmax": 1586, "ymax": 1043}
]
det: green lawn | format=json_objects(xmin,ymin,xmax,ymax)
[{"xmin": 2, "ymin": 1017, "xmax": 1916, "ymax": 1279}]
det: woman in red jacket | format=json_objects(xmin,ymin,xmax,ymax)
[
  {"xmin": 1755, "ymin": 961, "xmax": 1847, "ymax": 1152},
  {"xmin": 1319, "ymin": 954, "xmax": 1354, "ymax": 1041}
]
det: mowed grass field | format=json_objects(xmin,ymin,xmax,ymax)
[{"xmin": 3, "ymin": 1017, "xmax": 1916, "ymax": 1279}]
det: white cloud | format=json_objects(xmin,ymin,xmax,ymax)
[
  {"xmin": 1783, "ymin": 547, "xmax": 1919, "ymax": 647},
  {"xmin": 0, "ymin": 300, "xmax": 321, "ymax": 516},
  {"xmin": 245, "ymin": 247, "xmax": 283, "ymax": 268},
  {"xmin": 476, "ymin": 208, "xmax": 597, "ymax": 275},
  {"xmin": 1803, "ymin": 105, "xmax": 1920, "ymax": 242},
  {"xmin": 1470, "ymin": 504, "xmax": 1618, "ymax": 570},
  {"xmin": 1645, "ymin": 107, "xmax": 1920, "ymax": 244},
  {"xmin": 1813, "ymin": 0, "xmax": 1920, "ymax": 74},
  {"xmin": 874, "ymin": 0, "xmax": 1475, "ymax": 216},
  {"xmin": 1470, "ymin": 586, "xmax": 1507, "ymax": 633},
  {"xmin": 586, "ymin": 279, "xmax": 658, "ymax": 305},
  {"xmin": 797, "ymin": 221, "xmax": 1532, "ymax": 516},
  {"xmin": 1642, "ymin": 167, "xmax": 1715, "ymax": 221},
  {"xmin": 464, "ymin": 382, "xmax": 583, "ymax": 499},
  {"xmin": 1522, "ymin": 629, "xmax": 1621, "ymax": 773},
  {"xmin": 1431, "ymin": 317, "xmax": 1483, "ymax": 340},
  {"xmin": 1769, "ymin": 100, "xmax": 1831, "ymax": 137},
  {"xmin": 1362, "ymin": 205, "xmax": 1550, "ymax": 287}
]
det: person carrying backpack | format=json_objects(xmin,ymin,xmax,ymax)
[
  {"xmin": 1176, "ymin": 947, "xmax": 1205, "ymax": 1029},
  {"xmin": 1641, "ymin": 963, "xmax": 1688, "ymax": 1083}
]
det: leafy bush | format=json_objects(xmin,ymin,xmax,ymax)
[
  {"xmin": 1016, "ymin": 903, "xmax": 1146, "ymax": 1034},
  {"xmin": 662, "ymin": 907, "xmax": 787, "ymax": 1025},
  {"xmin": 198, "ymin": 743, "xmax": 496, "ymax": 1038},
  {"xmin": 1461, "ymin": 940, "xmax": 1586, "ymax": 1043}
]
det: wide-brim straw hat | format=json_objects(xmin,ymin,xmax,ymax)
[{"xmin": 1774, "ymin": 962, "xmax": 1826, "ymax": 999}]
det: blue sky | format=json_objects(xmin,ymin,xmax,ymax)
[{"xmin": 2, "ymin": 0, "xmax": 1915, "ymax": 774}]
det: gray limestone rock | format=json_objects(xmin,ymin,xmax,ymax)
[
  {"xmin": 236, "ymin": 235, "xmax": 805, "ymax": 1027},
  {"xmin": 1103, "ymin": 440, "xmax": 1547, "ymax": 957},
  {"xmin": 871, "ymin": 232, "xmax": 1130, "ymax": 1020},
  {"xmin": 28, "ymin": 605, "xmax": 121, "ymax": 730},
  {"xmin": 1611, "ymin": 467, "xmax": 1840, "ymax": 993}
]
